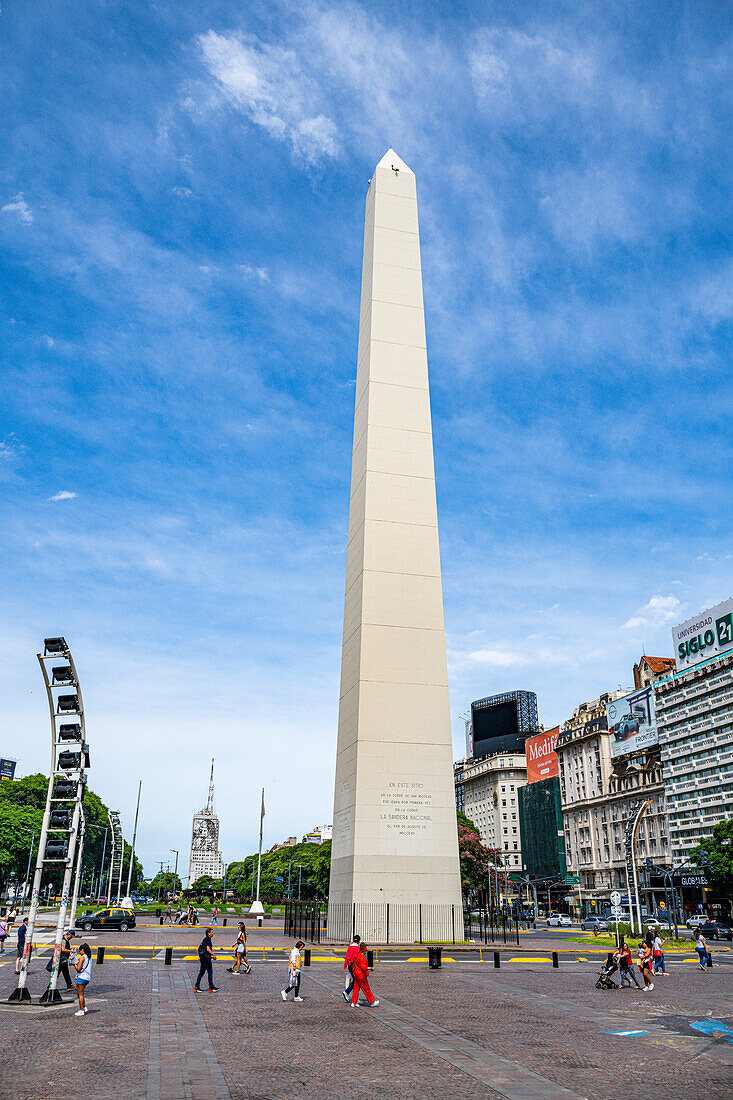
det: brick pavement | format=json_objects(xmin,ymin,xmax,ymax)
[{"xmin": 1, "ymin": 951, "xmax": 732, "ymax": 1099}]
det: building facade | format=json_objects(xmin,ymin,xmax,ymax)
[
  {"xmin": 454, "ymin": 752, "xmax": 528, "ymax": 872},
  {"xmin": 556, "ymin": 687, "xmax": 670, "ymax": 910},
  {"xmin": 188, "ymin": 759, "xmax": 225, "ymax": 885},
  {"xmin": 655, "ymin": 649, "xmax": 733, "ymax": 865},
  {"xmin": 518, "ymin": 778, "xmax": 567, "ymax": 882}
]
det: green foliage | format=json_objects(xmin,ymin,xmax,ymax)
[
  {"xmin": 0, "ymin": 773, "xmax": 144, "ymax": 894},
  {"xmin": 691, "ymin": 818, "xmax": 733, "ymax": 900},
  {"xmin": 457, "ymin": 811, "xmax": 480, "ymax": 834},
  {"xmin": 225, "ymin": 841, "xmax": 329, "ymax": 900},
  {"xmin": 149, "ymin": 871, "xmax": 183, "ymax": 897}
]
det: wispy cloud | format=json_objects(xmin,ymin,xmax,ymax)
[
  {"xmin": 237, "ymin": 262, "xmax": 270, "ymax": 283},
  {"xmin": 1, "ymin": 193, "xmax": 34, "ymax": 224},
  {"xmin": 48, "ymin": 490, "xmax": 77, "ymax": 502},
  {"xmin": 623, "ymin": 596, "xmax": 683, "ymax": 631},
  {"xmin": 198, "ymin": 31, "xmax": 339, "ymax": 165}
]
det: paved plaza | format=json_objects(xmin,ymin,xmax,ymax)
[{"xmin": 0, "ymin": 920, "xmax": 732, "ymax": 1099}]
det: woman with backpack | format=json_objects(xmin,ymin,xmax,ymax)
[
  {"xmin": 227, "ymin": 922, "xmax": 251, "ymax": 975},
  {"xmin": 194, "ymin": 927, "xmax": 218, "ymax": 992},
  {"xmin": 694, "ymin": 928, "xmax": 710, "ymax": 970}
]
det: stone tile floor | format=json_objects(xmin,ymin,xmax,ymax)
[{"xmin": 0, "ymin": 954, "xmax": 731, "ymax": 1099}]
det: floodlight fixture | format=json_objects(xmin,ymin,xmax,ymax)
[
  {"xmin": 50, "ymin": 809, "xmax": 72, "ymax": 830},
  {"xmin": 45, "ymin": 838, "xmax": 68, "ymax": 859},
  {"xmin": 58, "ymin": 750, "xmax": 82, "ymax": 770},
  {"xmin": 56, "ymin": 694, "xmax": 80, "ymax": 713},
  {"xmin": 57, "ymin": 724, "xmax": 82, "ymax": 742},
  {"xmin": 44, "ymin": 637, "xmax": 68, "ymax": 655},
  {"xmin": 52, "ymin": 778, "xmax": 77, "ymax": 799},
  {"xmin": 52, "ymin": 665, "xmax": 75, "ymax": 684}
]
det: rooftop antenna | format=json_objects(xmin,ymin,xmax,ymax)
[{"xmin": 206, "ymin": 758, "xmax": 215, "ymax": 814}]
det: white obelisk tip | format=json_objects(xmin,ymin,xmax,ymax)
[{"xmin": 375, "ymin": 148, "xmax": 414, "ymax": 175}]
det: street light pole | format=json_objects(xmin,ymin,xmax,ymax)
[{"xmin": 171, "ymin": 850, "xmax": 179, "ymax": 898}]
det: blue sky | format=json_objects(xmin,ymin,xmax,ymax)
[{"xmin": 2, "ymin": 1, "xmax": 731, "ymax": 878}]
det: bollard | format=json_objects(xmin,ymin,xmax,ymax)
[
  {"xmin": 367, "ymin": 949, "xmax": 374, "ymax": 969},
  {"xmin": 223, "ymin": 918, "xmax": 227, "ymax": 927},
  {"xmin": 707, "ymin": 952, "xmax": 713, "ymax": 968},
  {"xmin": 257, "ymin": 915, "xmax": 263, "ymax": 927},
  {"xmin": 493, "ymin": 951, "xmax": 500, "ymax": 968},
  {"xmin": 164, "ymin": 947, "xmax": 173, "ymax": 966},
  {"xmin": 552, "ymin": 951, "xmax": 559, "ymax": 968},
  {"xmin": 303, "ymin": 948, "xmax": 311, "ymax": 966},
  {"xmin": 96, "ymin": 946, "xmax": 105, "ymax": 965},
  {"xmin": 428, "ymin": 946, "xmax": 441, "ymax": 969},
  {"xmin": 159, "ymin": 916, "xmax": 164, "ymax": 925}
]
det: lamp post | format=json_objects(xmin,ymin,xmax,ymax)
[{"xmin": 171, "ymin": 850, "xmax": 179, "ymax": 900}]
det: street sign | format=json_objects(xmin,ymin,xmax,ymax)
[{"xmin": 610, "ymin": 891, "xmax": 621, "ymax": 907}]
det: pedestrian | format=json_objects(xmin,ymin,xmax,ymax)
[
  {"xmin": 617, "ymin": 940, "xmax": 640, "ymax": 988},
  {"xmin": 15, "ymin": 917, "xmax": 29, "ymax": 974},
  {"xmin": 637, "ymin": 941, "xmax": 654, "ymax": 991},
  {"xmin": 0, "ymin": 915, "xmax": 8, "ymax": 954},
  {"xmin": 7, "ymin": 906, "xmax": 17, "ymax": 931},
  {"xmin": 281, "ymin": 940, "xmax": 304, "ymax": 1002},
  {"xmin": 59, "ymin": 930, "xmax": 76, "ymax": 990},
  {"xmin": 227, "ymin": 922, "xmax": 250, "ymax": 974},
  {"xmin": 653, "ymin": 932, "xmax": 667, "ymax": 975},
  {"xmin": 694, "ymin": 928, "xmax": 710, "ymax": 970},
  {"xmin": 349, "ymin": 942, "xmax": 379, "ymax": 1008},
  {"xmin": 194, "ymin": 927, "xmax": 218, "ymax": 992},
  {"xmin": 342, "ymin": 934, "xmax": 361, "ymax": 1002},
  {"xmin": 164, "ymin": 903, "xmax": 172, "ymax": 924},
  {"xmin": 73, "ymin": 942, "xmax": 92, "ymax": 1016},
  {"xmin": 212, "ymin": 905, "xmax": 218, "ymax": 925}
]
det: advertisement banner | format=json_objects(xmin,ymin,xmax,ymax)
[
  {"xmin": 526, "ymin": 727, "xmax": 560, "ymax": 784},
  {"xmin": 0, "ymin": 758, "xmax": 17, "ymax": 781},
  {"xmin": 672, "ymin": 597, "xmax": 733, "ymax": 671},
  {"xmin": 606, "ymin": 687, "xmax": 658, "ymax": 759}
]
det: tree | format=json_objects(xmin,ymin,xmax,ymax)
[
  {"xmin": 0, "ymin": 774, "xmax": 144, "ymax": 896},
  {"xmin": 456, "ymin": 812, "xmax": 503, "ymax": 898},
  {"xmin": 691, "ymin": 818, "xmax": 733, "ymax": 900},
  {"xmin": 150, "ymin": 871, "xmax": 183, "ymax": 898}
]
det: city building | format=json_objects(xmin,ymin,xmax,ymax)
[
  {"xmin": 302, "ymin": 825, "xmax": 332, "ymax": 845},
  {"xmin": 654, "ymin": 598, "xmax": 733, "ymax": 917},
  {"xmin": 454, "ymin": 751, "xmax": 528, "ymax": 871},
  {"xmin": 188, "ymin": 759, "xmax": 225, "ymax": 885},
  {"xmin": 467, "ymin": 691, "xmax": 538, "ymax": 759},
  {"xmin": 518, "ymin": 729, "xmax": 567, "ymax": 882},
  {"xmin": 556, "ymin": 681, "xmax": 670, "ymax": 911},
  {"xmin": 269, "ymin": 837, "xmax": 298, "ymax": 852},
  {"xmin": 634, "ymin": 655, "xmax": 675, "ymax": 689}
]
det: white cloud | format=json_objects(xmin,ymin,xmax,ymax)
[
  {"xmin": 466, "ymin": 648, "xmax": 525, "ymax": 668},
  {"xmin": 48, "ymin": 490, "xmax": 77, "ymax": 502},
  {"xmin": 1, "ymin": 192, "xmax": 34, "ymax": 224},
  {"xmin": 171, "ymin": 186, "xmax": 193, "ymax": 198},
  {"xmin": 198, "ymin": 31, "xmax": 339, "ymax": 165},
  {"xmin": 237, "ymin": 262, "xmax": 270, "ymax": 283},
  {"xmin": 42, "ymin": 334, "xmax": 54, "ymax": 348},
  {"xmin": 623, "ymin": 595, "xmax": 682, "ymax": 630}
]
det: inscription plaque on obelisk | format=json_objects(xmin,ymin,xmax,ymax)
[{"xmin": 328, "ymin": 150, "xmax": 463, "ymax": 942}]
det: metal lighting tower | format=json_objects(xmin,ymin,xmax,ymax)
[
  {"xmin": 10, "ymin": 637, "xmax": 90, "ymax": 1004},
  {"xmin": 124, "ymin": 780, "xmax": 143, "ymax": 902},
  {"xmin": 106, "ymin": 811, "xmax": 123, "ymax": 904}
]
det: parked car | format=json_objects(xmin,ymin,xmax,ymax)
[
  {"xmin": 75, "ymin": 907, "xmax": 136, "ymax": 932},
  {"xmin": 686, "ymin": 915, "xmax": 709, "ymax": 929},
  {"xmin": 580, "ymin": 917, "xmax": 609, "ymax": 933},
  {"xmin": 646, "ymin": 918, "xmax": 674, "ymax": 930},
  {"xmin": 698, "ymin": 920, "xmax": 733, "ymax": 941},
  {"xmin": 547, "ymin": 914, "xmax": 572, "ymax": 927}
]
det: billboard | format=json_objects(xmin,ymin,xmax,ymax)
[
  {"xmin": 526, "ymin": 727, "xmax": 560, "ymax": 784},
  {"xmin": 606, "ymin": 687, "xmax": 658, "ymax": 759},
  {"xmin": 0, "ymin": 758, "xmax": 17, "ymax": 781},
  {"xmin": 672, "ymin": 597, "xmax": 733, "ymax": 671}
]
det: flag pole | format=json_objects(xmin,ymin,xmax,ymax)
[{"xmin": 249, "ymin": 787, "xmax": 266, "ymax": 918}]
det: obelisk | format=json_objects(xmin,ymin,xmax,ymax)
[{"xmin": 328, "ymin": 150, "xmax": 463, "ymax": 943}]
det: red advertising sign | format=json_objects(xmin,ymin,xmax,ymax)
[{"xmin": 526, "ymin": 727, "xmax": 560, "ymax": 784}]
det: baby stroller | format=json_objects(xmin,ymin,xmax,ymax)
[{"xmin": 595, "ymin": 959, "xmax": 619, "ymax": 989}]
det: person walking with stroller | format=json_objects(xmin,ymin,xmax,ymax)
[
  {"xmin": 194, "ymin": 927, "xmax": 218, "ymax": 992},
  {"xmin": 349, "ymin": 942, "xmax": 379, "ymax": 1008},
  {"xmin": 617, "ymin": 940, "xmax": 640, "ymax": 988},
  {"xmin": 342, "ymin": 934, "xmax": 361, "ymax": 1002},
  {"xmin": 694, "ymin": 928, "xmax": 710, "ymax": 970},
  {"xmin": 227, "ymin": 922, "xmax": 251, "ymax": 974},
  {"xmin": 281, "ymin": 940, "xmax": 304, "ymax": 1002}
]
